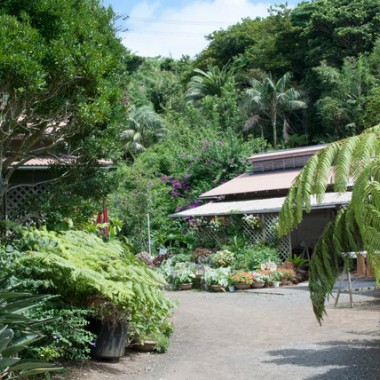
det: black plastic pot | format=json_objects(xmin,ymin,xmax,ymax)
[{"xmin": 91, "ymin": 319, "xmax": 129, "ymax": 360}]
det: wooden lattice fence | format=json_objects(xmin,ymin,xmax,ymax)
[
  {"xmin": 5, "ymin": 184, "xmax": 48, "ymax": 219},
  {"xmin": 242, "ymin": 213, "xmax": 291, "ymax": 260},
  {"xmin": 190, "ymin": 213, "xmax": 291, "ymax": 261}
]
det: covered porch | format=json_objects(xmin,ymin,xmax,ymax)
[{"xmin": 171, "ymin": 192, "xmax": 352, "ymax": 260}]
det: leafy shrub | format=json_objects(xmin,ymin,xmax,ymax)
[
  {"xmin": 191, "ymin": 247, "xmax": 212, "ymax": 263},
  {"xmin": 152, "ymin": 253, "xmax": 171, "ymax": 267},
  {"xmin": 168, "ymin": 253, "xmax": 191, "ymax": 266},
  {"xmin": 210, "ymin": 249, "xmax": 234, "ymax": 267},
  {"xmin": 27, "ymin": 301, "xmax": 96, "ymax": 361},
  {"xmin": 171, "ymin": 266, "xmax": 196, "ymax": 287},
  {"xmin": 235, "ymin": 244, "xmax": 280, "ymax": 271}
]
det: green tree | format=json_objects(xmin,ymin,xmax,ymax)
[
  {"xmin": 195, "ymin": 5, "xmax": 293, "ymax": 78},
  {"xmin": 278, "ymin": 126, "xmax": 380, "ymax": 323},
  {"xmin": 0, "ymin": 0, "xmax": 128, "ymax": 216},
  {"xmin": 126, "ymin": 58, "xmax": 185, "ymax": 113},
  {"xmin": 244, "ymin": 73, "xmax": 307, "ymax": 147},
  {"xmin": 122, "ymin": 105, "xmax": 166, "ymax": 160},
  {"xmin": 314, "ymin": 57, "xmax": 374, "ymax": 138},
  {"xmin": 185, "ymin": 66, "xmax": 233, "ymax": 104}
]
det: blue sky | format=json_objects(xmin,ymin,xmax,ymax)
[{"xmin": 104, "ymin": 1, "xmax": 304, "ymax": 58}]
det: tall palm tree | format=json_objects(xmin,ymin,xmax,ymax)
[
  {"xmin": 185, "ymin": 65, "xmax": 232, "ymax": 104},
  {"xmin": 278, "ymin": 125, "xmax": 380, "ymax": 323},
  {"xmin": 122, "ymin": 105, "xmax": 165, "ymax": 159},
  {"xmin": 245, "ymin": 73, "xmax": 307, "ymax": 147}
]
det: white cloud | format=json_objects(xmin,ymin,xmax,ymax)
[{"xmin": 121, "ymin": 1, "xmax": 272, "ymax": 59}]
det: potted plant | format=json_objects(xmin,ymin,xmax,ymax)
[
  {"xmin": 278, "ymin": 268, "xmax": 296, "ymax": 286},
  {"xmin": 210, "ymin": 249, "xmax": 235, "ymax": 268},
  {"xmin": 88, "ymin": 298, "xmax": 129, "ymax": 360},
  {"xmin": 203, "ymin": 267, "xmax": 230, "ymax": 292},
  {"xmin": 227, "ymin": 275, "xmax": 236, "ymax": 292},
  {"xmin": 270, "ymin": 270, "xmax": 283, "ymax": 288},
  {"xmin": 230, "ymin": 272, "xmax": 254, "ymax": 290},
  {"xmin": 173, "ymin": 266, "xmax": 196, "ymax": 290},
  {"xmin": 251, "ymin": 273, "xmax": 266, "ymax": 288}
]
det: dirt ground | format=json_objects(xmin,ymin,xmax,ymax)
[{"xmin": 59, "ymin": 284, "xmax": 380, "ymax": 380}]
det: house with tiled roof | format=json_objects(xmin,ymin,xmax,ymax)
[{"xmin": 172, "ymin": 145, "xmax": 351, "ymax": 259}]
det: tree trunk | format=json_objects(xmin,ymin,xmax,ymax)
[
  {"xmin": 271, "ymin": 108, "xmax": 277, "ymax": 148},
  {"xmin": 0, "ymin": 145, "xmax": 5, "ymax": 220}
]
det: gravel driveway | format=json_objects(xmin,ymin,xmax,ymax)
[{"xmin": 64, "ymin": 284, "xmax": 380, "ymax": 380}]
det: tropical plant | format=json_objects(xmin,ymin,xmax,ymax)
[
  {"xmin": 191, "ymin": 247, "xmax": 213, "ymax": 263},
  {"xmin": 19, "ymin": 228, "xmax": 174, "ymax": 343},
  {"xmin": 185, "ymin": 65, "xmax": 233, "ymax": 103},
  {"xmin": 245, "ymin": 72, "xmax": 307, "ymax": 147},
  {"xmin": 277, "ymin": 268, "xmax": 296, "ymax": 282},
  {"xmin": 136, "ymin": 251, "xmax": 154, "ymax": 266},
  {"xmin": 286, "ymin": 256, "xmax": 308, "ymax": 269},
  {"xmin": 278, "ymin": 125, "xmax": 380, "ymax": 322},
  {"xmin": 122, "ymin": 105, "xmax": 166, "ymax": 159},
  {"xmin": 0, "ymin": 284, "xmax": 61, "ymax": 379},
  {"xmin": 252, "ymin": 272, "xmax": 268, "ymax": 284}
]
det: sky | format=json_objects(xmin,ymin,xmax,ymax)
[{"xmin": 105, "ymin": 0, "xmax": 303, "ymax": 59}]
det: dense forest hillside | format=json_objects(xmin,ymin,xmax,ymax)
[{"xmin": 112, "ymin": 0, "xmax": 380, "ymax": 251}]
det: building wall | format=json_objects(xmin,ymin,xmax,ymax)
[{"xmin": 290, "ymin": 208, "xmax": 336, "ymax": 252}]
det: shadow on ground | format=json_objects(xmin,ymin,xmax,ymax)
[{"xmin": 265, "ymin": 339, "xmax": 380, "ymax": 380}]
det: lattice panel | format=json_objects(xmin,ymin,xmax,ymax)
[
  {"xmin": 242, "ymin": 214, "xmax": 264, "ymax": 245},
  {"xmin": 188, "ymin": 214, "xmax": 291, "ymax": 260},
  {"xmin": 191, "ymin": 216, "xmax": 235, "ymax": 246},
  {"xmin": 242, "ymin": 213, "xmax": 291, "ymax": 261},
  {"xmin": 6, "ymin": 184, "xmax": 48, "ymax": 219},
  {"xmin": 193, "ymin": 227, "xmax": 222, "ymax": 245}
]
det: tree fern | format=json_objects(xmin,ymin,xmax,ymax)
[
  {"xmin": 21, "ymin": 229, "xmax": 174, "ymax": 330},
  {"xmin": 279, "ymin": 126, "xmax": 380, "ymax": 323}
]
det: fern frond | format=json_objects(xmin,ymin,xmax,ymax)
[
  {"xmin": 279, "ymin": 126, "xmax": 380, "ymax": 322},
  {"xmin": 334, "ymin": 136, "xmax": 358, "ymax": 192},
  {"xmin": 21, "ymin": 229, "xmax": 174, "ymax": 324}
]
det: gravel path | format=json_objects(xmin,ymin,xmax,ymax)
[{"xmin": 64, "ymin": 284, "xmax": 380, "ymax": 380}]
